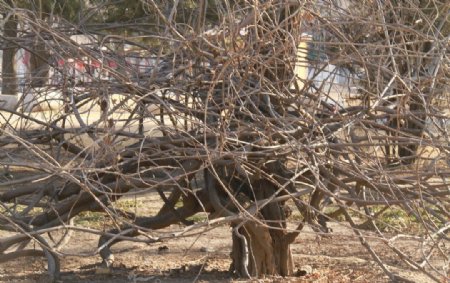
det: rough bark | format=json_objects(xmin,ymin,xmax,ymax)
[
  {"xmin": 1, "ymin": 12, "xmax": 18, "ymax": 95},
  {"xmin": 29, "ymin": 39, "xmax": 50, "ymax": 88},
  {"xmin": 230, "ymin": 180, "xmax": 296, "ymax": 277}
]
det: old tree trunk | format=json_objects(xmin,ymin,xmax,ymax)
[
  {"xmin": 230, "ymin": 180, "xmax": 297, "ymax": 277},
  {"xmin": 1, "ymin": 9, "xmax": 18, "ymax": 95},
  {"xmin": 29, "ymin": 38, "xmax": 50, "ymax": 88}
]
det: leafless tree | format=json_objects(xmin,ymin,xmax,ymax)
[{"xmin": 0, "ymin": 0, "xmax": 448, "ymax": 281}]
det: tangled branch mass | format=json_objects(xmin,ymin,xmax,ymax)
[{"xmin": 0, "ymin": 1, "xmax": 448, "ymax": 282}]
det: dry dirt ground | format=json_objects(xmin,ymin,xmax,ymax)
[{"xmin": 0, "ymin": 215, "xmax": 444, "ymax": 283}]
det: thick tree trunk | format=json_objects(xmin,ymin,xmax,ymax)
[
  {"xmin": 231, "ymin": 222, "xmax": 275, "ymax": 277},
  {"xmin": 1, "ymin": 13, "xmax": 18, "ymax": 95},
  {"xmin": 29, "ymin": 39, "xmax": 50, "ymax": 87},
  {"xmin": 230, "ymin": 180, "xmax": 296, "ymax": 277},
  {"xmin": 230, "ymin": 215, "xmax": 295, "ymax": 277}
]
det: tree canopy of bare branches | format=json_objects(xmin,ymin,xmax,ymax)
[{"xmin": 0, "ymin": 0, "xmax": 448, "ymax": 282}]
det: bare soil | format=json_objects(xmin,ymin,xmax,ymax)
[{"xmin": 0, "ymin": 219, "xmax": 442, "ymax": 283}]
